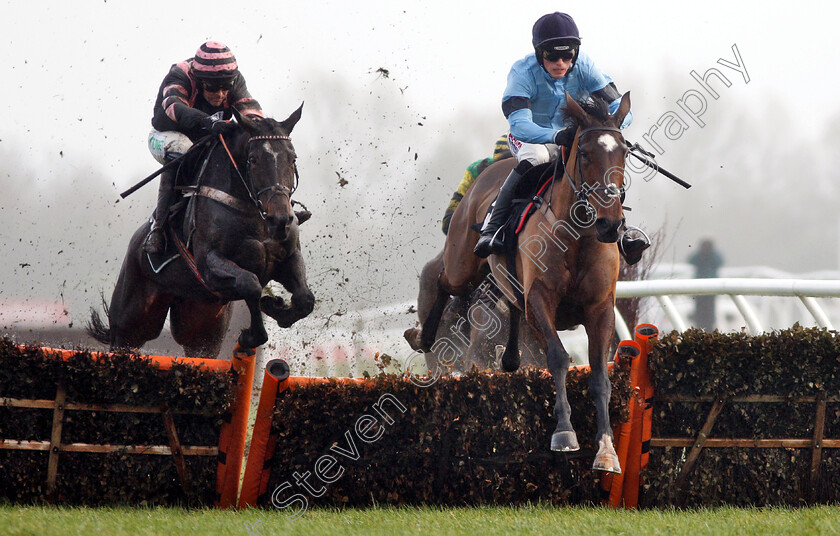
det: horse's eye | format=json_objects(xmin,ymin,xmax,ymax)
[{"xmin": 248, "ymin": 155, "xmax": 258, "ymax": 165}]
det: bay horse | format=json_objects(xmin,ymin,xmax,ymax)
[
  {"xmin": 88, "ymin": 105, "xmax": 315, "ymax": 358},
  {"xmin": 411, "ymin": 92, "xmax": 631, "ymax": 473}
]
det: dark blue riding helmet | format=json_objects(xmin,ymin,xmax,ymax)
[{"xmin": 532, "ymin": 12, "xmax": 581, "ymax": 73}]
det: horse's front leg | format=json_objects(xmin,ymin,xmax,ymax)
[
  {"xmin": 261, "ymin": 249, "xmax": 315, "ymax": 328},
  {"xmin": 202, "ymin": 250, "xmax": 268, "ymax": 348},
  {"xmin": 585, "ymin": 301, "xmax": 621, "ymax": 474},
  {"xmin": 526, "ymin": 280, "xmax": 578, "ymax": 452}
]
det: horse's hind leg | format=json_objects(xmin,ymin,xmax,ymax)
[
  {"xmin": 415, "ymin": 252, "xmax": 444, "ymax": 326},
  {"xmin": 107, "ymin": 247, "xmax": 170, "ymax": 350},
  {"xmin": 405, "ymin": 251, "xmax": 446, "ymax": 353},
  {"xmin": 411, "ymin": 250, "xmax": 480, "ymax": 354},
  {"xmin": 526, "ymin": 280, "xmax": 579, "ymax": 452},
  {"xmin": 500, "ymin": 305, "xmax": 521, "ymax": 372},
  {"xmin": 419, "ymin": 283, "xmax": 450, "ymax": 353},
  {"xmin": 170, "ymin": 301, "xmax": 232, "ymax": 358}
]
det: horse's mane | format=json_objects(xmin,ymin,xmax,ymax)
[{"xmin": 577, "ymin": 95, "xmax": 612, "ymax": 123}]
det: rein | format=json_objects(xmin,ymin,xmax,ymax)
[{"xmin": 218, "ymin": 133, "xmax": 297, "ymax": 220}]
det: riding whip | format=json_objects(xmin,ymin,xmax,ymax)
[
  {"xmin": 119, "ymin": 135, "xmax": 213, "ymax": 199},
  {"xmin": 627, "ymin": 141, "xmax": 692, "ymax": 189}
]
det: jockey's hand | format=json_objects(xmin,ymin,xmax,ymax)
[
  {"xmin": 201, "ymin": 116, "xmax": 236, "ymax": 136},
  {"xmin": 553, "ymin": 126, "xmax": 576, "ymax": 147}
]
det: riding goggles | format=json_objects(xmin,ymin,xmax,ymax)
[
  {"xmin": 541, "ymin": 46, "xmax": 577, "ymax": 63},
  {"xmin": 201, "ymin": 79, "xmax": 235, "ymax": 92}
]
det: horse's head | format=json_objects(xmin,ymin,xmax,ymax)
[
  {"xmin": 565, "ymin": 91, "xmax": 631, "ymax": 243},
  {"xmin": 231, "ymin": 103, "xmax": 303, "ymax": 240}
]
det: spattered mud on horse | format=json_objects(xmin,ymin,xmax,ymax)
[
  {"xmin": 408, "ymin": 93, "xmax": 632, "ymax": 474},
  {"xmin": 88, "ymin": 106, "xmax": 314, "ymax": 358}
]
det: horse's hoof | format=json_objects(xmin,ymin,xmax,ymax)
[
  {"xmin": 261, "ymin": 296, "xmax": 301, "ymax": 328},
  {"xmin": 260, "ymin": 296, "xmax": 290, "ymax": 322},
  {"xmin": 593, "ymin": 434, "xmax": 622, "ymax": 473},
  {"xmin": 275, "ymin": 314, "xmax": 299, "ymax": 329},
  {"xmin": 238, "ymin": 329, "xmax": 267, "ymax": 349},
  {"xmin": 550, "ymin": 430, "xmax": 580, "ymax": 452},
  {"xmin": 404, "ymin": 328, "xmax": 423, "ymax": 352},
  {"xmin": 419, "ymin": 330, "xmax": 435, "ymax": 353},
  {"xmin": 501, "ymin": 347, "xmax": 520, "ymax": 372},
  {"xmin": 260, "ymin": 295, "xmax": 286, "ymax": 311},
  {"xmin": 593, "ymin": 451, "xmax": 622, "ymax": 474}
]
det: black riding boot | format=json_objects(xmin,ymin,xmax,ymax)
[
  {"xmin": 619, "ymin": 225, "xmax": 651, "ymax": 266},
  {"xmin": 144, "ymin": 168, "xmax": 176, "ymax": 254},
  {"xmin": 473, "ymin": 161, "xmax": 532, "ymax": 258}
]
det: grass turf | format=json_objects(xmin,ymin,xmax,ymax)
[{"xmin": 1, "ymin": 505, "xmax": 839, "ymax": 536}]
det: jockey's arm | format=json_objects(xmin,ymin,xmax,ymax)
[
  {"xmin": 503, "ymin": 98, "xmax": 559, "ymax": 145},
  {"xmin": 592, "ymin": 82, "xmax": 633, "ymax": 128},
  {"xmin": 165, "ymin": 98, "xmax": 208, "ymax": 131},
  {"xmin": 157, "ymin": 68, "xmax": 208, "ymax": 132}
]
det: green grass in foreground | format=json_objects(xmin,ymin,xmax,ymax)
[{"xmin": 1, "ymin": 504, "xmax": 839, "ymax": 536}]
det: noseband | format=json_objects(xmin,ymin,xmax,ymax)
[{"xmin": 563, "ymin": 126, "xmax": 626, "ymax": 204}]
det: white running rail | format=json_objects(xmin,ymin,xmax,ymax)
[
  {"xmin": 266, "ymin": 277, "xmax": 840, "ymax": 376},
  {"xmin": 613, "ymin": 278, "xmax": 840, "ymax": 340}
]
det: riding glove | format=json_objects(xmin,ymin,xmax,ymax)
[
  {"xmin": 201, "ymin": 115, "xmax": 236, "ymax": 136},
  {"xmin": 553, "ymin": 125, "xmax": 576, "ymax": 147}
]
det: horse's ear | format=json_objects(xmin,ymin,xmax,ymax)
[
  {"xmin": 232, "ymin": 107, "xmax": 259, "ymax": 130},
  {"xmin": 232, "ymin": 107, "xmax": 242, "ymax": 123},
  {"xmin": 280, "ymin": 102, "xmax": 304, "ymax": 133},
  {"xmin": 612, "ymin": 91, "xmax": 631, "ymax": 127},
  {"xmin": 565, "ymin": 92, "xmax": 587, "ymax": 124}
]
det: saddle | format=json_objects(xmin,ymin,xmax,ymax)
[
  {"xmin": 469, "ymin": 158, "xmax": 564, "ymax": 309},
  {"xmin": 143, "ymin": 146, "xmax": 201, "ymax": 272},
  {"xmin": 507, "ymin": 161, "xmax": 557, "ymax": 238},
  {"xmin": 144, "ymin": 202, "xmax": 192, "ymax": 274},
  {"xmin": 471, "ymin": 159, "xmax": 560, "ymax": 247}
]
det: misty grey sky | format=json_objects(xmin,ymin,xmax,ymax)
[
  {"xmin": 4, "ymin": 1, "xmax": 837, "ymax": 178},
  {"xmin": 2, "ymin": 0, "xmax": 840, "ymax": 333}
]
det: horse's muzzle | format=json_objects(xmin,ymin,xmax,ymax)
[
  {"xmin": 267, "ymin": 213, "xmax": 295, "ymax": 239},
  {"xmin": 595, "ymin": 217, "xmax": 621, "ymax": 243}
]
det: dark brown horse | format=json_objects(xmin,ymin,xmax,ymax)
[
  {"xmin": 411, "ymin": 92, "xmax": 631, "ymax": 473},
  {"xmin": 405, "ymin": 252, "xmax": 546, "ymax": 374},
  {"xmin": 88, "ymin": 106, "xmax": 314, "ymax": 357}
]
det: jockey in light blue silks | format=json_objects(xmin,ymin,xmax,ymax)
[{"xmin": 473, "ymin": 12, "xmax": 650, "ymax": 264}]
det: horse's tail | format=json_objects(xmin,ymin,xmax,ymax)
[{"xmin": 85, "ymin": 294, "xmax": 112, "ymax": 346}]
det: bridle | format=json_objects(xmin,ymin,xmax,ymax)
[
  {"xmin": 220, "ymin": 133, "xmax": 299, "ymax": 220},
  {"xmin": 563, "ymin": 126, "xmax": 626, "ymax": 205}
]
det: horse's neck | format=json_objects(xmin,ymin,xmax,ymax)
[
  {"xmin": 546, "ymin": 139, "xmax": 580, "ymax": 220},
  {"xmin": 201, "ymin": 142, "xmax": 238, "ymax": 194},
  {"xmin": 187, "ymin": 144, "xmax": 244, "ymax": 230}
]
